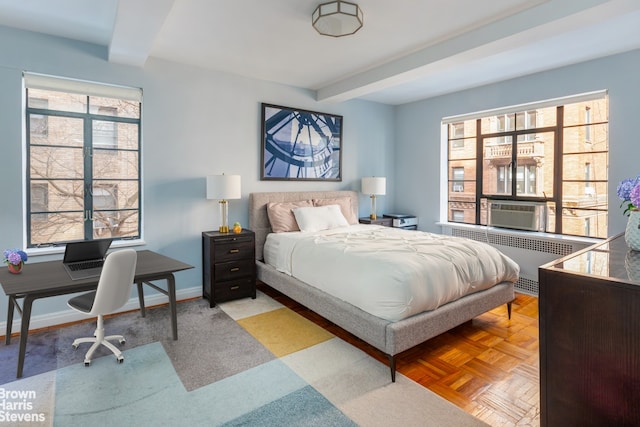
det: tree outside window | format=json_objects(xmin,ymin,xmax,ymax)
[{"xmin": 25, "ymin": 76, "xmax": 141, "ymax": 247}]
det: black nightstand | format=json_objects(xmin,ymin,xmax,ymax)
[
  {"xmin": 359, "ymin": 217, "xmax": 393, "ymax": 227},
  {"xmin": 202, "ymin": 229, "xmax": 256, "ymax": 307}
]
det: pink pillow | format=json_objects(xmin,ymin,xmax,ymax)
[
  {"xmin": 267, "ymin": 200, "xmax": 313, "ymax": 232},
  {"xmin": 313, "ymin": 197, "xmax": 358, "ymax": 224}
]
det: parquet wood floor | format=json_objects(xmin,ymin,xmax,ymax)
[{"xmin": 257, "ymin": 282, "xmax": 540, "ymax": 427}]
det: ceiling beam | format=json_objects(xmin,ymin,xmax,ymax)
[
  {"xmin": 108, "ymin": 0, "xmax": 175, "ymax": 67},
  {"xmin": 315, "ymin": 0, "xmax": 616, "ymax": 103}
]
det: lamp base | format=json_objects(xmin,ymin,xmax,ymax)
[
  {"xmin": 369, "ymin": 195, "xmax": 377, "ymax": 220},
  {"xmin": 219, "ymin": 200, "xmax": 229, "ymax": 233}
]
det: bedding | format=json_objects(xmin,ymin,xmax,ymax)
[
  {"xmin": 264, "ymin": 224, "xmax": 519, "ymax": 322},
  {"xmin": 292, "ymin": 204, "xmax": 349, "ymax": 232},
  {"xmin": 312, "ymin": 197, "xmax": 359, "ymax": 224},
  {"xmin": 266, "ymin": 200, "xmax": 313, "ymax": 233},
  {"xmin": 249, "ymin": 190, "xmax": 517, "ymax": 382}
]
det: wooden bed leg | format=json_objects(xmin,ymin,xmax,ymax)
[
  {"xmin": 389, "ymin": 355, "xmax": 396, "ymax": 382},
  {"xmin": 507, "ymin": 302, "xmax": 512, "ymax": 319}
]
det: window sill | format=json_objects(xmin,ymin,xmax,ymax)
[{"xmin": 26, "ymin": 239, "xmax": 146, "ymax": 258}]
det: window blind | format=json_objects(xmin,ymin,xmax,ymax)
[
  {"xmin": 442, "ymin": 90, "xmax": 607, "ymax": 124},
  {"xmin": 23, "ymin": 72, "xmax": 142, "ymax": 102}
]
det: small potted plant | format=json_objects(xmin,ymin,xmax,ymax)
[{"xmin": 3, "ymin": 248, "xmax": 28, "ymax": 274}]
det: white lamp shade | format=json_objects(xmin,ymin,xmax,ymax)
[
  {"xmin": 206, "ymin": 175, "xmax": 241, "ymax": 200},
  {"xmin": 361, "ymin": 177, "xmax": 386, "ymax": 195}
]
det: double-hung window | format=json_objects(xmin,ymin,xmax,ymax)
[
  {"xmin": 24, "ymin": 73, "xmax": 142, "ymax": 247},
  {"xmin": 445, "ymin": 91, "xmax": 608, "ymax": 238}
]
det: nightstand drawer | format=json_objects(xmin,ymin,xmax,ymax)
[
  {"xmin": 214, "ymin": 259, "xmax": 254, "ymax": 282},
  {"xmin": 213, "ymin": 277, "xmax": 255, "ymax": 302},
  {"xmin": 213, "ymin": 240, "xmax": 254, "ymax": 262}
]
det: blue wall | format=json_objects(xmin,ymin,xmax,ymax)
[
  {"xmin": 2, "ymin": 22, "xmax": 640, "ymax": 326},
  {"xmin": 0, "ymin": 25, "xmax": 395, "ymax": 321},
  {"xmin": 395, "ymin": 48, "xmax": 640, "ymax": 235}
]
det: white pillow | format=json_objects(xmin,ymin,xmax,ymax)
[{"xmin": 292, "ymin": 205, "xmax": 349, "ymax": 232}]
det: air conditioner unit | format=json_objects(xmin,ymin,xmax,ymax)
[{"xmin": 489, "ymin": 201, "xmax": 546, "ymax": 232}]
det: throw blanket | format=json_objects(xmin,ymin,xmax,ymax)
[{"xmin": 264, "ymin": 225, "xmax": 519, "ymax": 322}]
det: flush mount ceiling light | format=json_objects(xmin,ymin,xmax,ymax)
[{"xmin": 312, "ymin": 1, "xmax": 363, "ymax": 37}]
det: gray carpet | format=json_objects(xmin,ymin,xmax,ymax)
[
  {"xmin": 0, "ymin": 294, "xmax": 489, "ymax": 426},
  {"xmin": 1, "ymin": 299, "xmax": 275, "ymax": 391}
]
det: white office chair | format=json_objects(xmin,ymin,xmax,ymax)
[{"xmin": 67, "ymin": 249, "xmax": 137, "ymax": 366}]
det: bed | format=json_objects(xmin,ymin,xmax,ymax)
[{"xmin": 249, "ymin": 190, "xmax": 517, "ymax": 381}]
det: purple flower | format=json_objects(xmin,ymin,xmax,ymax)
[
  {"xmin": 3, "ymin": 248, "xmax": 28, "ymax": 266},
  {"xmin": 7, "ymin": 252, "xmax": 22, "ymax": 265},
  {"xmin": 631, "ymin": 183, "xmax": 640, "ymax": 210},
  {"xmin": 618, "ymin": 174, "xmax": 640, "ymax": 215},
  {"xmin": 617, "ymin": 176, "xmax": 640, "ymax": 201}
]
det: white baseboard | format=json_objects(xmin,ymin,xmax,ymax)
[{"xmin": 0, "ymin": 286, "xmax": 202, "ymax": 336}]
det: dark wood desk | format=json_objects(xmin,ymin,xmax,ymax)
[{"xmin": 0, "ymin": 250, "xmax": 193, "ymax": 378}]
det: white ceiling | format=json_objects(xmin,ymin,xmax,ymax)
[{"xmin": 0, "ymin": 0, "xmax": 639, "ymax": 105}]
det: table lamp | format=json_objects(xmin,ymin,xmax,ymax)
[
  {"xmin": 361, "ymin": 176, "xmax": 386, "ymax": 220},
  {"xmin": 206, "ymin": 174, "xmax": 241, "ymax": 233}
]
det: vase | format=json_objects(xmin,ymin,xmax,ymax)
[
  {"xmin": 625, "ymin": 250, "xmax": 640, "ymax": 282},
  {"xmin": 625, "ymin": 210, "xmax": 640, "ymax": 251},
  {"xmin": 8, "ymin": 262, "xmax": 23, "ymax": 274}
]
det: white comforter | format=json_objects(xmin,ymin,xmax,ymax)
[{"xmin": 264, "ymin": 225, "xmax": 519, "ymax": 322}]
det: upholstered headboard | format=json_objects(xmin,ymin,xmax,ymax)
[{"xmin": 249, "ymin": 191, "xmax": 359, "ymax": 261}]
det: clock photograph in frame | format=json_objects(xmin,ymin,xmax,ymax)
[{"xmin": 261, "ymin": 103, "xmax": 342, "ymax": 181}]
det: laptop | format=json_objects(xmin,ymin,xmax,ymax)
[{"xmin": 63, "ymin": 239, "xmax": 113, "ymax": 280}]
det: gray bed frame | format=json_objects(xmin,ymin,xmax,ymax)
[{"xmin": 249, "ymin": 191, "xmax": 514, "ymax": 382}]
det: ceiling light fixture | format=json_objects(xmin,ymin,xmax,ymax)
[{"xmin": 312, "ymin": 1, "xmax": 363, "ymax": 38}]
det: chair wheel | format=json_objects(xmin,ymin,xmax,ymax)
[
  {"xmin": 119, "ymin": 338, "xmax": 126, "ymax": 345},
  {"xmin": 72, "ymin": 344, "xmax": 79, "ymax": 350},
  {"xmin": 84, "ymin": 361, "xmax": 91, "ymax": 367},
  {"xmin": 117, "ymin": 356, "xmax": 124, "ymax": 364}
]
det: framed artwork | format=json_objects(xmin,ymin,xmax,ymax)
[{"xmin": 261, "ymin": 103, "xmax": 342, "ymax": 181}]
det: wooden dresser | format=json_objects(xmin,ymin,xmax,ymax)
[
  {"xmin": 202, "ymin": 229, "xmax": 256, "ymax": 307},
  {"xmin": 538, "ymin": 233, "xmax": 640, "ymax": 426}
]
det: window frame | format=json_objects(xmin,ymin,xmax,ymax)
[
  {"xmin": 24, "ymin": 73, "xmax": 142, "ymax": 248},
  {"xmin": 444, "ymin": 91, "xmax": 608, "ymax": 238}
]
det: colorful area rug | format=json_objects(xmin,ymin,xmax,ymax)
[{"xmin": 0, "ymin": 291, "xmax": 488, "ymax": 426}]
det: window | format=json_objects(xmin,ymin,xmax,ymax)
[
  {"xmin": 30, "ymin": 183, "xmax": 49, "ymax": 221},
  {"xmin": 29, "ymin": 98, "xmax": 49, "ymax": 138},
  {"xmin": 452, "ymin": 167, "xmax": 464, "ymax": 192},
  {"xmin": 445, "ymin": 92, "xmax": 608, "ymax": 238},
  {"xmin": 451, "ymin": 123, "xmax": 465, "ymax": 148},
  {"xmin": 451, "ymin": 210, "xmax": 465, "ymax": 222},
  {"xmin": 93, "ymin": 107, "xmax": 118, "ymax": 149},
  {"xmin": 584, "ymin": 162, "xmax": 595, "ymax": 196},
  {"xmin": 585, "ymin": 106, "xmax": 592, "ymax": 143},
  {"xmin": 24, "ymin": 73, "xmax": 142, "ymax": 247}
]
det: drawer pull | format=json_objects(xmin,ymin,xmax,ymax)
[
  {"xmin": 230, "ymin": 267, "xmax": 240, "ymax": 272},
  {"xmin": 230, "ymin": 286, "xmax": 240, "ymax": 290},
  {"xmin": 229, "ymin": 249, "xmax": 240, "ymax": 254}
]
